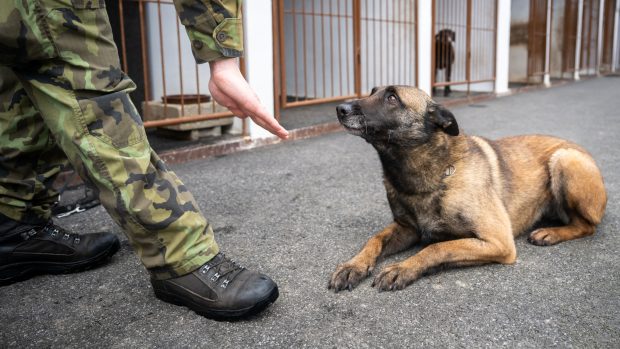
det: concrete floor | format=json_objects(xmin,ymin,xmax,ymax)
[{"xmin": 1, "ymin": 77, "xmax": 619, "ymax": 348}]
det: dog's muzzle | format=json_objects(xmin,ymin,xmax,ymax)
[{"xmin": 337, "ymin": 103, "xmax": 364, "ymax": 134}]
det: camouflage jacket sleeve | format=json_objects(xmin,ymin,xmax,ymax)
[{"xmin": 173, "ymin": 0, "xmax": 243, "ymax": 63}]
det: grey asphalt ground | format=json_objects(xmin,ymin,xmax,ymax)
[{"xmin": 1, "ymin": 77, "xmax": 619, "ymax": 348}]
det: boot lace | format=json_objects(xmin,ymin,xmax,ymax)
[
  {"xmin": 199, "ymin": 253, "xmax": 245, "ymax": 289},
  {"xmin": 41, "ymin": 222, "xmax": 81, "ymax": 245}
]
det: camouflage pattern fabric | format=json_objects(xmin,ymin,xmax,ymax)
[
  {"xmin": 174, "ymin": 0, "xmax": 244, "ymax": 63},
  {"xmin": 0, "ymin": 0, "xmax": 220, "ymax": 280}
]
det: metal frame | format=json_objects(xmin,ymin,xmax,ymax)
[
  {"xmin": 580, "ymin": 0, "xmax": 601, "ymax": 74},
  {"xmin": 115, "ymin": 0, "xmax": 247, "ymax": 135},
  {"xmin": 562, "ymin": 0, "xmax": 580, "ymax": 74},
  {"xmin": 527, "ymin": 0, "xmax": 550, "ymax": 78},
  {"xmin": 273, "ymin": 0, "xmax": 418, "ymax": 111},
  {"xmin": 601, "ymin": 0, "xmax": 618, "ymax": 72},
  {"xmin": 431, "ymin": 0, "xmax": 499, "ymax": 95}
]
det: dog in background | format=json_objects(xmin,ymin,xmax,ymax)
[
  {"xmin": 329, "ymin": 86, "xmax": 607, "ymax": 292},
  {"xmin": 434, "ymin": 29, "xmax": 456, "ymax": 97}
]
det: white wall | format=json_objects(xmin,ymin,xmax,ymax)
[
  {"xmin": 418, "ymin": 0, "xmax": 432, "ymax": 94},
  {"xmin": 243, "ymin": 0, "xmax": 275, "ymax": 139},
  {"xmin": 495, "ymin": 0, "xmax": 511, "ymax": 93}
]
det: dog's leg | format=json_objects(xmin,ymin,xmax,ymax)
[
  {"xmin": 444, "ymin": 63, "xmax": 452, "ymax": 97},
  {"xmin": 529, "ymin": 148, "xmax": 607, "ymax": 246},
  {"xmin": 373, "ymin": 201, "xmax": 516, "ymax": 291},
  {"xmin": 328, "ymin": 222, "xmax": 419, "ymax": 292}
]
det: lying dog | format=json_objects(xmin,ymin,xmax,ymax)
[{"xmin": 328, "ymin": 86, "xmax": 607, "ymax": 292}]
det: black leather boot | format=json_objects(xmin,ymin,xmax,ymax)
[
  {"xmin": 151, "ymin": 253, "xmax": 279, "ymax": 320},
  {"xmin": 0, "ymin": 221, "xmax": 120, "ymax": 285}
]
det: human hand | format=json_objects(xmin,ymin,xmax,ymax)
[{"xmin": 208, "ymin": 58, "xmax": 289, "ymax": 139}]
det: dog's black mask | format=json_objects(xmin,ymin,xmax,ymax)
[{"xmin": 336, "ymin": 85, "xmax": 459, "ymax": 146}]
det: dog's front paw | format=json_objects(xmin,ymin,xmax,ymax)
[
  {"xmin": 528, "ymin": 228, "xmax": 562, "ymax": 246},
  {"xmin": 372, "ymin": 263, "xmax": 419, "ymax": 292},
  {"xmin": 328, "ymin": 262, "xmax": 372, "ymax": 292}
]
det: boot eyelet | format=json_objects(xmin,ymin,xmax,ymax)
[
  {"xmin": 201, "ymin": 265, "xmax": 211, "ymax": 274},
  {"xmin": 221, "ymin": 279, "xmax": 230, "ymax": 288},
  {"xmin": 63, "ymin": 233, "xmax": 70, "ymax": 240},
  {"xmin": 74, "ymin": 237, "xmax": 80, "ymax": 244},
  {"xmin": 211, "ymin": 273, "xmax": 220, "ymax": 282}
]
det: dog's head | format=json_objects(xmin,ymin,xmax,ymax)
[
  {"xmin": 436, "ymin": 29, "xmax": 456, "ymax": 42},
  {"xmin": 336, "ymin": 86, "xmax": 459, "ymax": 146}
]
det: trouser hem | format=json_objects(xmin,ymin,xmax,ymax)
[{"xmin": 148, "ymin": 243, "xmax": 220, "ymax": 281}]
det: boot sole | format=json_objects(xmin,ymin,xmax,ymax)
[
  {"xmin": 0, "ymin": 239, "xmax": 121, "ymax": 286},
  {"xmin": 154, "ymin": 285, "xmax": 279, "ymax": 321}
]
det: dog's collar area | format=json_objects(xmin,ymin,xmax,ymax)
[{"xmin": 444, "ymin": 165, "xmax": 456, "ymax": 177}]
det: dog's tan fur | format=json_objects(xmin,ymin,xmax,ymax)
[{"xmin": 329, "ymin": 86, "xmax": 607, "ymax": 292}]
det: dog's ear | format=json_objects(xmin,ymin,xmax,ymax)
[
  {"xmin": 428, "ymin": 104, "xmax": 459, "ymax": 136},
  {"xmin": 370, "ymin": 86, "xmax": 379, "ymax": 95}
]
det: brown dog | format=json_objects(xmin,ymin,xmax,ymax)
[{"xmin": 328, "ymin": 86, "xmax": 607, "ymax": 292}]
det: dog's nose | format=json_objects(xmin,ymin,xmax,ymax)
[{"xmin": 337, "ymin": 103, "xmax": 353, "ymax": 117}]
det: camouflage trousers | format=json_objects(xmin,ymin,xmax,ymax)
[{"xmin": 0, "ymin": 0, "xmax": 218, "ymax": 279}]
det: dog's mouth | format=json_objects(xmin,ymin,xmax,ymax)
[{"xmin": 338, "ymin": 114, "xmax": 367, "ymax": 135}]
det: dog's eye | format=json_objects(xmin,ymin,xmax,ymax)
[{"xmin": 387, "ymin": 94, "xmax": 398, "ymax": 103}]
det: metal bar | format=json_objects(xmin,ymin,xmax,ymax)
[
  {"xmin": 321, "ymin": 0, "xmax": 326, "ymax": 97},
  {"xmin": 415, "ymin": 0, "xmax": 418, "ymax": 86},
  {"xmin": 365, "ymin": 0, "xmax": 369, "ymax": 91},
  {"xmin": 337, "ymin": 0, "xmax": 343, "ymax": 95},
  {"xmin": 466, "ymin": 0, "xmax": 472, "ymax": 94},
  {"xmin": 143, "ymin": 112, "xmax": 236, "ymax": 128},
  {"xmin": 139, "ymin": 1, "xmax": 151, "ymax": 115},
  {"xmin": 195, "ymin": 62, "xmax": 201, "ymax": 114},
  {"xmin": 283, "ymin": 94, "xmax": 359, "ymax": 108},
  {"xmin": 118, "ymin": 0, "xmax": 128, "ymax": 73},
  {"xmin": 312, "ymin": 0, "xmax": 318, "ymax": 99},
  {"xmin": 302, "ymin": 0, "xmax": 308, "ymax": 99},
  {"xmin": 345, "ymin": 0, "xmax": 350, "ymax": 94},
  {"xmin": 157, "ymin": 0, "xmax": 168, "ymax": 110},
  {"xmin": 391, "ymin": 0, "xmax": 396, "ymax": 84},
  {"xmin": 381, "ymin": 0, "xmax": 385, "ymax": 83},
  {"xmin": 354, "ymin": 0, "xmax": 362, "ymax": 96},
  {"xmin": 434, "ymin": 78, "xmax": 496, "ymax": 87},
  {"xmin": 278, "ymin": 0, "xmax": 288, "ymax": 106},
  {"xmin": 494, "ymin": 0, "xmax": 498, "ymax": 87},
  {"xmin": 176, "ymin": 14, "xmax": 185, "ymax": 116},
  {"xmin": 292, "ymin": 0, "xmax": 299, "ymax": 101},
  {"xmin": 404, "ymin": 0, "xmax": 409, "ymax": 85},
  {"xmin": 373, "ymin": 0, "xmax": 377, "ymax": 86},
  {"xmin": 272, "ymin": 0, "xmax": 282, "ymax": 120},
  {"xmin": 431, "ymin": 0, "xmax": 436, "ymax": 91},
  {"xmin": 546, "ymin": 0, "xmax": 553, "ymax": 77},
  {"xmin": 329, "ymin": 0, "xmax": 335, "ymax": 97}
]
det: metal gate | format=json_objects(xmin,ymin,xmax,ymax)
[
  {"xmin": 432, "ymin": 0, "xmax": 498, "ymax": 96},
  {"xmin": 580, "ymin": 0, "xmax": 600, "ymax": 75},
  {"xmin": 527, "ymin": 0, "xmax": 548, "ymax": 80},
  {"xmin": 108, "ymin": 0, "xmax": 246, "ymax": 134},
  {"xmin": 361, "ymin": 1, "xmax": 418, "ymax": 94},
  {"xmin": 561, "ymin": 0, "xmax": 580, "ymax": 75},
  {"xmin": 273, "ymin": 0, "xmax": 418, "ymax": 110},
  {"xmin": 601, "ymin": 0, "xmax": 617, "ymax": 73}
]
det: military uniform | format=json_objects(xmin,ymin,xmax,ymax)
[{"xmin": 0, "ymin": 0, "xmax": 243, "ymax": 280}]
